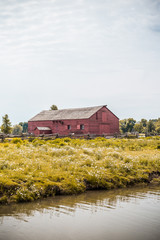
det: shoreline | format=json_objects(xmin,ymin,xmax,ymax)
[{"xmin": 1, "ymin": 176, "xmax": 160, "ymax": 205}]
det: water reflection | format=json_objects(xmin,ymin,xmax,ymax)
[
  {"xmin": 0, "ymin": 185, "xmax": 160, "ymax": 219},
  {"xmin": 1, "ymin": 185, "xmax": 160, "ymax": 240}
]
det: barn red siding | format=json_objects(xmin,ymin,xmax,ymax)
[
  {"xmin": 28, "ymin": 119, "xmax": 90, "ymax": 136},
  {"xmin": 89, "ymin": 106, "xmax": 119, "ymax": 135},
  {"xmin": 28, "ymin": 106, "xmax": 119, "ymax": 136}
]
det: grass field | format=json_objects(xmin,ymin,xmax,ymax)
[{"xmin": 0, "ymin": 137, "xmax": 160, "ymax": 204}]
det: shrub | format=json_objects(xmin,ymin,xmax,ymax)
[
  {"xmin": 11, "ymin": 138, "xmax": 23, "ymax": 144},
  {"xmin": 63, "ymin": 137, "xmax": 71, "ymax": 143}
]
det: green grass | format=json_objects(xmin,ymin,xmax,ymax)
[{"xmin": 0, "ymin": 137, "xmax": 160, "ymax": 204}]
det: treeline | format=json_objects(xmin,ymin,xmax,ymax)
[
  {"xmin": 120, "ymin": 118, "xmax": 160, "ymax": 135},
  {"xmin": 0, "ymin": 114, "xmax": 28, "ymax": 135},
  {"xmin": 0, "ymin": 114, "xmax": 160, "ymax": 136}
]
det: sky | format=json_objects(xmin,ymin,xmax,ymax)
[{"xmin": 0, "ymin": 0, "xmax": 160, "ymax": 125}]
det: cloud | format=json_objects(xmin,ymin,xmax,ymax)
[
  {"xmin": 0, "ymin": 0, "xmax": 159, "ymax": 62},
  {"xmin": 0, "ymin": 0, "xmax": 160, "ymax": 122},
  {"xmin": 0, "ymin": 0, "xmax": 92, "ymax": 65}
]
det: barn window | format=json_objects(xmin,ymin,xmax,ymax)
[
  {"xmin": 67, "ymin": 125, "xmax": 71, "ymax": 130},
  {"xmin": 80, "ymin": 124, "xmax": 84, "ymax": 130}
]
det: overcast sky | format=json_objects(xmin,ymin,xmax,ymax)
[{"xmin": 0, "ymin": 0, "xmax": 160, "ymax": 124}]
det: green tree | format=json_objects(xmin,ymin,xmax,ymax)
[
  {"xmin": 156, "ymin": 126, "xmax": 160, "ymax": 134},
  {"xmin": 147, "ymin": 120, "xmax": 155, "ymax": 133},
  {"xmin": 155, "ymin": 118, "xmax": 160, "ymax": 134},
  {"xmin": 50, "ymin": 105, "xmax": 58, "ymax": 110},
  {"xmin": 134, "ymin": 122, "xmax": 143, "ymax": 133},
  {"xmin": 119, "ymin": 119, "xmax": 127, "ymax": 133},
  {"xmin": 19, "ymin": 122, "xmax": 28, "ymax": 133},
  {"xmin": 140, "ymin": 119, "xmax": 147, "ymax": 127},
  {"xmin": 1, "ymin": 114, "xmax": 12, "ymax": 134},
  {"xmin": 134, "ymin": 119, "xmax": 148, "ymax": 133},
  {"xmin": 127, "ymin": 118, "xmax": 136, "ymax": 132},
  {"xmin": 140, "ymin": 119, "xmax": 148, "ymax": 133},
  {"xmin": 120, "ymin": 118, "xmax": 136, "ymax": 133},
  {"xmin": 12, "ymin": 124, "xmax": 23, "ymax": 135}
]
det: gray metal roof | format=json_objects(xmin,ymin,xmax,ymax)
[
  {"xmin": 29, "ymin": 105, "xmax": 106, "ymax": 121},
  {"xmin": 37, "ymin": 127, "xmax": 51, "ymax": 130}
]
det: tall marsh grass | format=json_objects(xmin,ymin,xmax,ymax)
[{"xmin": 0, "ymin": 137, "xmax": 160, "ymax": 204}]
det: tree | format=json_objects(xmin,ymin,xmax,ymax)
[
  {"xmin": 19, "ymin": 122, "xmax": 28, "ymax": 133},
  {"xmin": 50, "ymin": 105, "xmax": 58, "ymax": 110},
  {"xmin": 139, "ymin": 119, "xmax": 148, "ymax": 133},
  {"xmin": 119, "ymin": 118, "xmax": 136, "ymax": 133},
  {"xmin": 1, "ymin": 114, "xmax": 12, "ymax": 134},
  {"xmin": 134, "ymin": 123, "xmax": 143, "ymax": 133},
  {"xmin": 12, "ymin": 124, "xmax": 23, "ymax": 135},
  {"xmin": 155, "ymin": 118, "xmax": 160, "ymax": 134},
  {"xmin": 126, "ymin": 118, "xmax": 136, "ymax": 132},
  {"xmin": 140, "ymin": 119, "xmax": 147, "ymax": 127},
  {"xmin": 134, "ymin": 119, "xmax": 148, "ymax": 133},
  {"xmin": 119, "ymin": 119, "xmax": 127, "ymax": 133},
  {"xmin": 147, "ymin": 120, "xmax": 155, "ymax": 133}
]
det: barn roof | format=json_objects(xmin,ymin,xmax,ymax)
[{"xmin": 29, "ymin": 105, "xmax": 106, "ymax": 121}]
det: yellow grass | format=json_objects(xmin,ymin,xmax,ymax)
[{"xmin": 0, "ymin": 137, "xmax": 160, "ymax": 204}]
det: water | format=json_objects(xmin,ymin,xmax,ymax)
[{"xmin": 1, "ymin": 185, "xmax": 160, "ymax": 240}]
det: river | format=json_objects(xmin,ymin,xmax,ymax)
[{"xmin": 0, "ymin": 185, "xmax": 160, "ymax": 240}]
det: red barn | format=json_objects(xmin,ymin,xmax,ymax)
[{"xmin": 28, "ymin": 105, "xmax": 119, "ymax": 136}]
